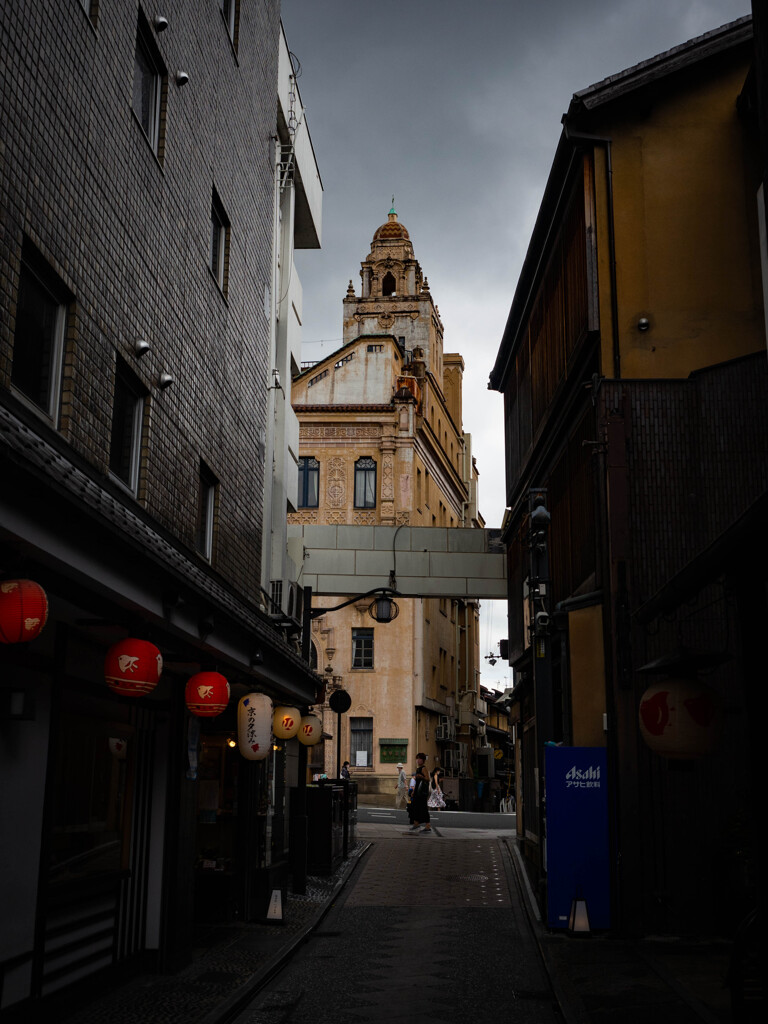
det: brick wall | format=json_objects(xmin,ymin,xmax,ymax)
[{"xmin": 0, "ymin": 0, "xmax": 280, "ymax": 601}]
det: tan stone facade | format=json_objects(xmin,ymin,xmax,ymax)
[{"xmin": 289, "ymin": 210, "xmax": 484, "ymax": 802}]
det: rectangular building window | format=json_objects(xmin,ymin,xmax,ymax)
[
  {"xmin": 351, "ymin": 628, "xmax": 374, "ymax": 670},
  {"xmin": 350, "ymin": 717, "xmax": 373, "ymax": 768},
  {"xmin": 11, "ymin": 248, "xmax": 68, "ymax": 422},
  {"xmin": 220, "ymin": 0, "xmax": 239, "ymax": 48},
  {"xmin": 109, "ymin": 360, "xmax": 144, "ymax": 493},
  {"xmin": 210, "ymin": 189, "xmax": 230, "ymax": 294},
  {"xmin": 132, "ymin": 13, "xmax": 165, "ymax": 155},
  {"xmin": 196, "ymin": 462, "xmax": 218, "ymax": 560},
  {"xmin": 298, "ymin": 456, "xmax": 319, "ymax": 508},
  {"xmin": 354, "ymin": 457, "xmax": 377, "ymax": 508}
]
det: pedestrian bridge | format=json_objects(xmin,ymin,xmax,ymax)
[{"xmin": 287, "ymin": 525, "xmax": 507, "ymax": 599}]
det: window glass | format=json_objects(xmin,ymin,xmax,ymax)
[
  {"xmin": 354, "ymin": 457, "xmax": 377, "ymax": 508},
  {"xmin": 110, "ymin": 363, "xmax": 143, "ymax": 491},
  {"xmin": 196, "ymin": 463, "xmax": 218, "ymax": 559},
  {"xmin": 210, "ymin": 191, "xmax": 229, "ymax": 292},
  {"xmin": 298, "ymin": 456, "xmax": 319, "ymax": 508},
  {"xmin": 352, "ymin": 627, "xmax": 374, "ymax": 669},
  {"xmin": 133, "ymin": 33, "xmax": 159, "ymax": 147},
  {"xmin": 12, "ymin": 262, "xmax": 65, "ymax": 417},
  {"xmin": 49, "ymin": 706, "xmax": 132, "ymax": 883},
  {"xmin": 350, "ymin": 717, "xmax": 373, "ymax": 767}
]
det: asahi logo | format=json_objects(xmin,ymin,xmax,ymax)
[{"xmin": 566, "ymin": 765, "xmax": 601, "ymax": 781}]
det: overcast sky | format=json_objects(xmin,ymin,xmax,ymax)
[{"xmin": 280, "ymin": 0, "xmax": 751, "ymax": 688}]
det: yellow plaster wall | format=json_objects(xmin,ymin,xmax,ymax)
[
  {"xmin": 568, "ymin": 604, "xmax": 607, "ymax": 748},
  {"xmin": 592, "ymin": 57, "xmax": 763, "ymax": 380}
]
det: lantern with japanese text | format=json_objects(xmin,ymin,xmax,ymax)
[
  {"xmin": 105, "ymin": 638, "xmax": 163, "ymax": 697},
  {"xmin": 639, "ymin": 677, "xmax": 723, "ymax": 759},
  {"xmin": 0, "ymin": 579, "xmax": 48, "ymax": 644},
  {"xmin": 273, "ymin": 705, "xmax": 301, "ymax": 739},
  {"xmin": 185, "ymin": 671, "xmax": 230, "ymax": 717},
  {"xmin": 297, "ymin": 714, "xmax": 322, "ymax": 746},
  {"xmin": 237, "ymin": 692, "xmax": 272, "ymax": 760},
  {"xmin": 109, "ymin": 737, "xmax": 128, "ymax": 760}
]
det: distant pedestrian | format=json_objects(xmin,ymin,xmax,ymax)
[
  {"xmin": 428, "ymin": 768, "xmax": 446, "ymax": 810},
  {"xmin": 395, "ymin": 762, "xmax": 408, "ymax": 809},
  {"xmin": 340, "ymin": 761, "xmax": 351, "ymax": 780},
  {"xmin": 407, "ymin": 753, "xmax": 432, "ymax": 833}
]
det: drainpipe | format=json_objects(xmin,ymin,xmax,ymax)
[{"xmin": 562, "ymin": 125, "xmax": 621, "ymax": 380}]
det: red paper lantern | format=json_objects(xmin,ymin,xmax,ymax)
[
  {"xmin": 639, "ymin": 677, "xmax": 722, "ymax": 758},
  {"xmin": 0, "ymin": 579, "xmax": 48, "ymax": 644},
  {"xmin": 186, "ymin": 671, "xmax": 230, "ymax": 717},
  {"xmin": 105, "ymin": 638, "xmax": 163, "ymax": 697}
]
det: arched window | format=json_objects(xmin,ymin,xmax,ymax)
[
  {"xmin": 382, "ymin": 272, "xmax": 396, "ymax": 296},
  {"xmin": 298, "ymin": 456, "xmax": 319, "ymax": 507},
  {"xmin": 354, "ymin": 457, "xmax": 377, "ymax": 508}
]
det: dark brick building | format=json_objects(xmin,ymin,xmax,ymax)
[
  {"xmin": 1, "ymin": 2, "xmax": 319, "ymax": 1011},
  {"xmin": 490, "ymin": 16, "xmax": 766, "ymax": 941}
]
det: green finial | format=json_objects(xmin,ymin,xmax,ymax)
[{"xmin": 389, "ymin": 194, "xmax": 396, "ymax": 216}]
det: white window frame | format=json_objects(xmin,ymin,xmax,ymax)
[
  {"xmin": 197, "ymin": 463, "xmax": 218, "ymax": 561},
  {"xmin": 11, "ymin": 258, "xmax": 67, "ymax": 425},
  {"xmin": 109, "ymin": 363, "xmax": 144, "ymax": 495},
  {"xmin": 133, "ymin": 21, "xmax": 162, "ymax": 153},
  {"xmin": 210, "ymin": 191, "xmax": 229, "ymax": 292},
  {"xmin": 220, "ymin": 0, "xmax": 238, "ymax": 44}
]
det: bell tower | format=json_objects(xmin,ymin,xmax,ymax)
[{"xmin": 342, "ymin": 205, "xmax": 444, "ymax": 378}]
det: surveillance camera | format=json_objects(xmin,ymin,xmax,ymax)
[
  {"xmin": 535, "ymin": 611, "xmax": 550, "ymax": 630},
  {"xmin": 134, "ymin": 339, "xmax": 150, "ymax": 357},
  {"xmin": 158, "ymin": 372, "xmax": 174, "ymax": 390},
  {"xmin": 154, "ymin": 15, "xmax": 169, "ymax": 32},
  {"xmin": 176, "ymin": 70, "xmax": 189, "ymax": 87}
]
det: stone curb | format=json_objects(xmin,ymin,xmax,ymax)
[{"xmin": 198, "ymin": 842, "xmax": 372, "ymax": 1024}]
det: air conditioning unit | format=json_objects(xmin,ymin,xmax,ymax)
[
  {"xmin": 442, "ymin": 749, "xmax": 456, "ymax": 770},
  {"xmin": 435, "ymin": 725, "xmax": 447, "ymax": 741},
  {"xmin": 477, "ymin": 721, "xmax": 487, "ymax": 738},
  {"xmin": 287, "ymin": 582, "xmax": 303, "ymax": 621}
]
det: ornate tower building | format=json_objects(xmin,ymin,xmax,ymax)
[
  {"xmin": 289, "ymin": 209, "xmax": 486, "ymax": 802},
  {"xmin": 342, "ymin": 206, "xmax": 443, "ymax": 378}
]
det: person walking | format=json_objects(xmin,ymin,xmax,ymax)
[
  {"xmin": 395, "ymin": 763, "xmax": 407, "ymax": 809},
  {"xmin": 340, "ymin": 761, "xmax": 350, "ymax": 780},
  {"xmin": 406, "ymin": 753, "xmax": 432, "ymax": 834},
  {"xmin": 428, "ymin": 767, "xmax": 446, "ymax": 811}
]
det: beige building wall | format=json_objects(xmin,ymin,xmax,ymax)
[{"xmin": 289, "ymin": 209, "xmax": 484, "ymax": 800}]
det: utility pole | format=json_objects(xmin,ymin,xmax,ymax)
[{"xmin": 528, "ymin": 488, "xmax": 553, "ymax": 885}]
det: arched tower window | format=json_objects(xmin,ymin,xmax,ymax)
[{"xmin": 382, "ymin": 272, "xmax": 396, "ymax": 296}]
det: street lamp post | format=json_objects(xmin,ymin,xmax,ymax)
[{"xmin": 291, "ymin": 583, "xmax": 400, "ymax": 891}]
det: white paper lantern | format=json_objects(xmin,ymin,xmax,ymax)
[
  {"xmin": 297, "ymin": 714, "xmax": 322, "ymax": 746},
  {"xmin": 238, "ymin": 693, "xmax": 272, "ymax": 760},
  {"xmin": 273, "ymin": 705, "xmax": 301, "ymax": 739}
]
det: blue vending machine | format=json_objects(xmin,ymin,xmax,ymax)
[{"xmin": 545, "ymin": 746, "xmax": 610, "ymax": 930}]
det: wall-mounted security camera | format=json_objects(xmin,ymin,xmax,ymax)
[
  {"xmin": 176, "ymin": 71, "xmax": 189, "ymax": 87},
  {"xmin": 154, "ymin": 15, "xmax": 169, "ymax": 32},
  {"xmin": 637, "ymin": 317, "xmax": 651, "ymax": 332},
  {"xmin": 535, "ymin": 611, "xmax": 550, "ymax": 631},
  {"xmin": 158, "ymin": 372, "xmax": 174, "ymax": 390},
  {"xmin": 134, "ymin": 339, "xmax": 150, "ymax": 357}
]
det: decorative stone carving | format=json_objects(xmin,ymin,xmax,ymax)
[
  {"xmin": 327, "ymin": 457, "xmax": 346, "ymax": 509},
  {"xmin": 302, "ymin": 425, "xmax": 381, "ymax": 439}
]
